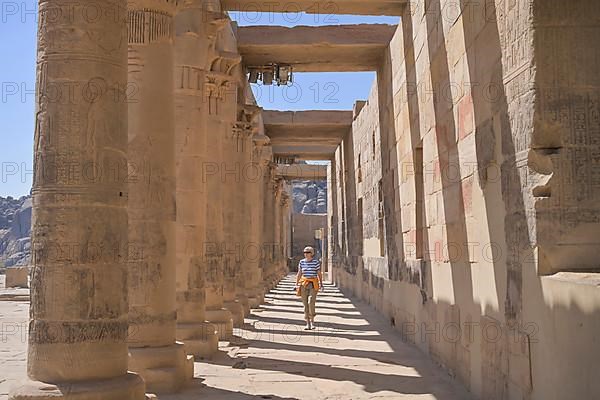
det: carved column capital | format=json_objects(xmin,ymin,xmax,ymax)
[
  {"xmin": 253, "ymin": 133, "xmax": 270, "ymax": 147},
  {"xmin": 238, "ymin": 104, "xmax": 262, "ymax": 121},
  {"xmin": 209, "ymin": 51, "xmax": 242, "ymax": 75},
  {"xmin": 204, "ymin": 72, "xmax": 232, "ymax": 100},
  {"xmin": 269, "ymin": 161, "xmax": 279, "ymax": 177},
  {"xmin": 280, "ymin": 192, "xmax": 290, "ymax": 207},
  {"xmin": 270, "ymin": 173, "xmax": 283, "ymax": 194},
  {"xmin": 254, "ymin": 141, "xmax": 272, "ymax": 167},
  {"xmin": 236, "ymin": 104, "xmax": 262, "ymax": 138},
  {"xmin": 206, "ymin": 12, "xmax": 230, "ymax": 39}
]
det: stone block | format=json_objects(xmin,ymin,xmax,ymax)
[{"xmin": 5, "ymin": 267, "xmax": 28, "ymax": 288}]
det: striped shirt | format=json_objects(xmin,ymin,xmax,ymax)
[{"xmin": 299, "ymin": 258, "xmax": 321, "ymax": 278}]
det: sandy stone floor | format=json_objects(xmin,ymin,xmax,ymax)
[
  {"xmin": 0, "ymin": 275, "xmax": 471, "ymax": 399},
  {"xmin": 0, "ymin": 275, "xmax": 29, "ymax": 399}
]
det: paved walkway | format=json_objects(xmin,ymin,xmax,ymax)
[{"xmin": 0, "ymin": 275, "xmax": 471, "ymax": 399}]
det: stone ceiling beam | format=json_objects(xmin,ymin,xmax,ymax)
[
  {"xmin": 263, "ymin": 110, "xmax": 353, "ymax": 126},
  {"xmin": 236, "ymin": 24, "xmax": 398, "ymax": 72},
  {"xmin": 264, "ymin": 110, "xmax": 350, "ymax": 143},
  {"xmin": 264, "ymin": 110, "xmax": 351, "ymax": 159},
  {"xmin": 272, "ymin": 145, "xmax": 336, "ymax": 160},
  {"xmin": 222, "ymin": 0, "xmax": 407, "ymax": 16}
]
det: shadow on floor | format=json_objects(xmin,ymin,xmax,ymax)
[
  {"xmin": 199, "ymin": 275, "xmax": 472, "ymax": 399},
  {"xmin": 160, "ymin": 378, "xmax": 300, "ymax": 400}
]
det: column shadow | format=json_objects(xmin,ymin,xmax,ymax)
[{"xmin": 198, "ymin": 278, "xmax": 472, "ymax": 399}]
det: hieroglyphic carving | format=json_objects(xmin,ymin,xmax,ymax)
[
  {"xmin": 530, "ymin": 0, "xmax": 600, "ymax": 274},
  {"xmin": 175, "ymin": 65, "xmax": 205, "ymax": 93},
  {"xmin": 128, "ymin": 8, "xmax": 173, "ymax": 44},
  {"xmin": 16, "ymin": 2, "xmax": 148, "ymax": 396}
]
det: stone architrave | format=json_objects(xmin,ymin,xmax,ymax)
[
  {"xmin": 126, "ymin": 0, "xmax": 192, "ymax": 393},
  {"xmin": 9, "ymin": 1, "xmax": 146, "ymax": 399}
]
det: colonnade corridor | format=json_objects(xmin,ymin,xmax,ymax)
[
  {"xmin": 1, "ymin": 275, "xmax": 471, "ymax": 400},
  {"xmin": 1, "ymin": 0, "xmax": 599, "ymax": 399}
]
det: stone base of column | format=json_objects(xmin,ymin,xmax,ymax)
[
  {"xmin": 9, "ymin": 373, "xmax": 145, "ymax": 400},
  {"xmin": 248, "ymin": 293, "xmax": 263, "ymax": 309},
  {"xmin": 263, "ymin": 282, "xmax": 272, "ymax": 293},
  {"xmin": 128, "ymin": 342, "xmax": 192, "ymax": 394},
  {"xmin": 246, "ymin": 286, "xmax": 265, "ymax": 309},
  {"xmin": 236, "ymin": 293, "xmax": 250, "ymax": 316},
  {"xmin": 177, "ymin": 322, "xmax": 219, "ymax": 359},
  {"xmin": 205, "ymin": 308, "xmax": 234, "ymax": 340},
  {"xmin": 223, "ymin": 299, "xmax": 245, "ymax": 327}
]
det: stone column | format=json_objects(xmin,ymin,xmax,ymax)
[
  {"xmin": 221, "ymin": 112, "xmax": 247, "ymax": 326},
  {"xmin": 327, "ymin": 160, "xmax": 338, "ymax": 284},
  {"xmin": 233, "ymin": 105, "xmax": 262, "ymax": 311},
  {"xmin": 270, "ymin": 169, "xmax": 282, "ymax": 289},
  {"xmin": 203, "ymin": 55, "xmax": 240, "ymax": 338},
  {"xmin": 127, "ymin": 0, "xmax": 191, "ymax": 393},
  {"xmin": 280, "ymin": 191, "xmax": 291, "ymax": 278},
  {"xmin": 273, "ymin": 178, "xmax": 284, "ymax": 285},
  {"xmin": 206, "ymin": 44, "xmax": 246, "ymax": 327},
  {"xmin": 9, "ymin": 1, "xmax": 146, "ymax": 399},
  {"xmin": 261, "ymin": 166, "xmax": 275, "ymax": 291},
  {"xmin": 173, "ymin": 0, "xmax": 226, "ymax": 359},
  {"xmin": 203, "ymin": 81, "xmax": 233, "ymax": 339},
  {"xmin": 248, "ymin": 134, "xmax": 271, "ymax": 307},
  {"xmin": 265, "ymin": 175, "xmax": 283, "ymax": 289}
]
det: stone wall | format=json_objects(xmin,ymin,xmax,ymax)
[
  {"xmin": 291, "ymin": 213, "xmax": 327, "ymax": 260},
  {"xmin": 329, "ymin": 1, "xmax": 600, "ymax": 399}
]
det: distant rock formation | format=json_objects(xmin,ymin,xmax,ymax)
[
  {"xmin": 292, "ymin": 181, "xmax": 327, "ymax": 214},
  {"xmin": 0, "ymin": 195, "xmax": 32, "ymax": 269}
]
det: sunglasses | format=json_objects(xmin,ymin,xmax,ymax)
[{"xmin": 304, "ymin": 251, "xmax": 312, "ymax": 254}]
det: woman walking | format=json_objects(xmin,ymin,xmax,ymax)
[{"xmin": 295, "ymin": 246, "xmax": 323, "ymax": 330}]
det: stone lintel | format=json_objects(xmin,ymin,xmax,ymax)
[
  {"xmin": 271, "ymin": 145, "xmax": 337, "ymax": 160},
  {"xmin": 276, "ymin": 164, "xmax": 328, "ymax": 181},
  {"xmin": 222, "ymin": 0, "xmax": 406, "ymax": 16},
  {"xmin": 263, "ymin": 110, "xmax": 353, "ymax": 127}
]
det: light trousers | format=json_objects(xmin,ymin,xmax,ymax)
[{"xmin": 300, "ymin": 283, "xmax": 317, "ymax": 320}]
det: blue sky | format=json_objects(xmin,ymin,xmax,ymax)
[{"xmin": 0, "ymin": 4, "xmax": 398, "ymax": 196}]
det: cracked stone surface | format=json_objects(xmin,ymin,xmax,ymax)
[{"xmin": 1, "ymin": 275, "xmax": 471, "ymax": 399}]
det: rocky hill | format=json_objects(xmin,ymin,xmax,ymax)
[
  {"xmin": 292, "ymin": 181, "xmax": 327, "ymax": 214},
  {"xmin": 0, "ymin": 195, "xmax": 32, "ymax": 270}
]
